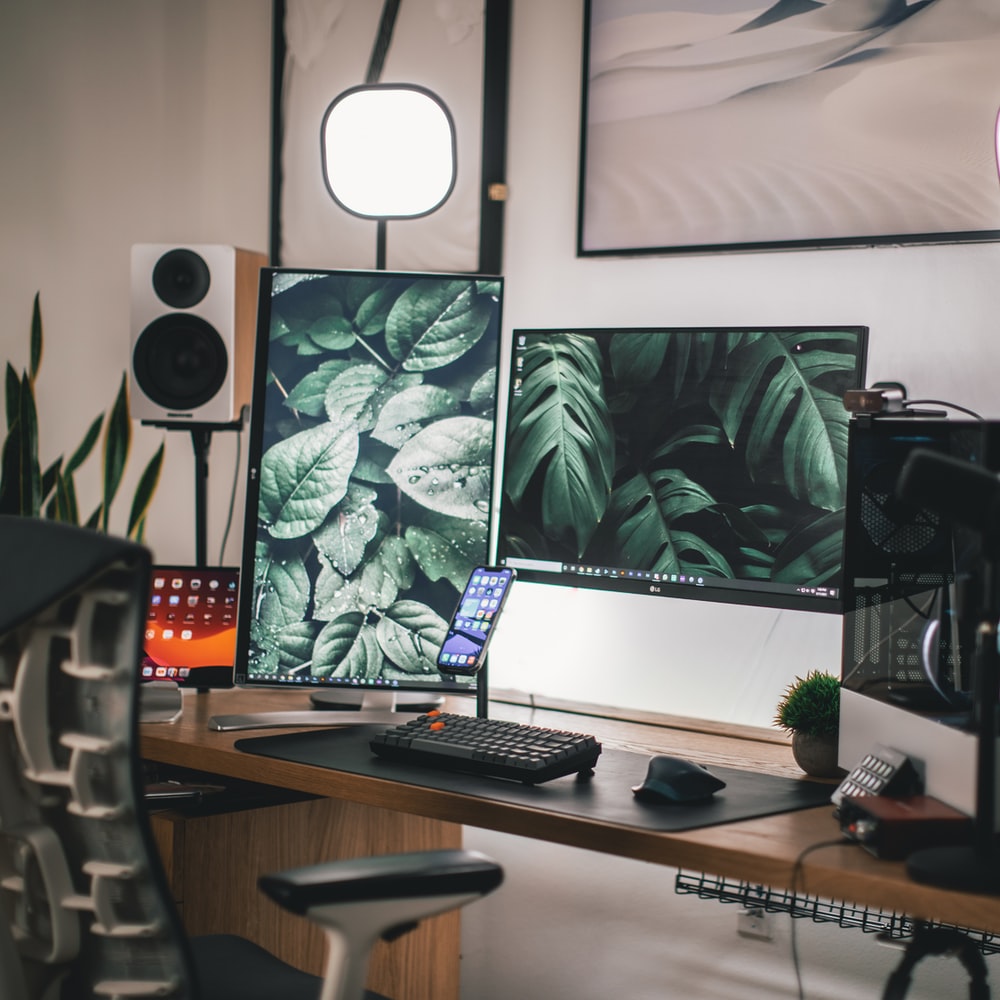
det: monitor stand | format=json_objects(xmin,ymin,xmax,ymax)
[
  {"xmin": 310, "ymin": 688, "xmax": 443, "ymax": 713},
  {"xmin": 206, "ymin": 687, "xmax": 435, "ymax": 733}
]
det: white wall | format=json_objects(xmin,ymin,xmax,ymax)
[
  {"xmin": 0, "ymin": 0, "xmax": 271, "ymax": 566},
  {"xmin": 3, "ymin": 2, "xmax": 999, "ymax": 997}
]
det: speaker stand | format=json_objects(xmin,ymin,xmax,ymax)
[
  {"xmin": 188, "ymin": 425, "xmax": 225, "ymax": 568},
  {"xmin": 144, "ymin": 410, "xmax": 246, "ymax": 566}
]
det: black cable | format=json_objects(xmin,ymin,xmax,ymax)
[
  {"xmin": 904, "ymin": 399, "xmax": 984, "ymax": 421},
  {"xmin": 788, "ymin": 837, "xmax": 852, "ymax": 1000},
  {"xmin": 366, "ymin": 0, "xmax": 401, "ymax": 84},
  {"xmin": 217, "ymin": 423, "xmax": 243, "ymax": 566}
]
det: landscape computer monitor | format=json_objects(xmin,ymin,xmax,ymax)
[
  {"xmin": 496, "ymin": 326, "xmax": 868, "ymax": 614},
  {"xmin": 234, "ymin": 267, "xmax": 503, "ymax": 711}
]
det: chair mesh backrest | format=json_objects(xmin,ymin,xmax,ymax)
[{"xmin": 0, "ymin": 523, "xmax": 196, "ymax": 1000}]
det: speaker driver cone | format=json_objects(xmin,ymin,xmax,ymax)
[
  {"xmin": 132, "ymin": 314, "xmax": 228, "ymax": 412},
  {"xmin": 152, "ymin": 249, "xmax": 211, "ymax": 309}
]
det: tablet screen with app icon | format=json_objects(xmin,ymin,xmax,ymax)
[{"xmin": 141, "ymin": 566, "xmax": 238, "ymax": 688}]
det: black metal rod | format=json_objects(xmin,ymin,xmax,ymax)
[
  {"xmin": 376, "ymin": 219, "xmax": 387, "ymax": 271},
  {"xmin": 973, "ymin": 609, "xmax": 999, "ymax": 858},
  {"xmin": 366, "ymin": 0, "xmax": 401, "ymax": 84},
  {"xmin": 190, "ymin": 428, "xmax": 212, "ymax": 568},
  {"xmin": 477, "ymin": 658, "xmax": 489, "ymax": 719}
]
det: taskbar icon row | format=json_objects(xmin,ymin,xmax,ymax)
[{"xmin": 562, "ymin": 564, "xmax": 706, "ymax": 587}]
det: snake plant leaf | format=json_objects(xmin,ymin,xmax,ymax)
[
  {"xmin": 375, "ymin": 599, "xmax": 448, "ymax": 674},
  {"xmin": 387, "ymin": 416, "xmax": 493, "ymax": 521},
  {"xmin": 259, "ymin": 420, "xmax": 360, "ymax": 539},
  {"xmin": 505, "ymin": 334, "xmax": 614, "ymax": 556},
  {"xmin": 65, "ymin": 413, "xmax": 105, "ymax": 476},
  {"xmin": 371, "ymin": 385, "xmax": 459, "ymax": 449},
  {"xmin": 0, "ymin": 370, "xmax": 42, "ymax": 516},
  {"xmin": 2, "ymin": 294, "xmax": 162, "ymax": 534},
  {"xmin": 4, "ymin": 363, "xmax": 18, "ymax": 430},
  {"xmin": 47, "ymin": 467, "xmax": 76, "ymax": 524},
  {"xmin": 29, "ymin": 292, "xmax": 42, "ymax": 383},
  {"xmin": 41, "ymin": 457, "xmax": 62, "ymax": 509},
  {"xmin": 127, "ymin": 440, "xmax": 165, "ymax": 541},
  {"xmin": 385, "ymin": 280, "xmax": 491, "ymax": 372},
  {"xmin": 100, "ymin": 375, "xmax": 131, "ymax": 532}
]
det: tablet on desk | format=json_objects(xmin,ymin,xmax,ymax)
[{"xmin": 141, "ymin": 565, "xmax": 238, "ymax": 689}]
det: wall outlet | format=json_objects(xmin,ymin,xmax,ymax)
[{"xmin": 737, "ymin": 908, "xmax": 774, "ymax": 942}]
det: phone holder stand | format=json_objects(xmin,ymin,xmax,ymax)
[{"xmin": 477, "ymin": 659, "xmax": 489, "ymax": 719}]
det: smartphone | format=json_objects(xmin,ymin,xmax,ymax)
[{"xmin": 436, "ymin": 566, "xmax": 516, "ymax": 675}]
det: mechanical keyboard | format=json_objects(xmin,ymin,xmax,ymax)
[{"xmin": 369, "ymin": 712, "xmax": 602, "ymax": 784}]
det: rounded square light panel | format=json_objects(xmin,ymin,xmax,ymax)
[{"xmin": 321, "ymin": 84, "xmax": 457, "ymax": 220}]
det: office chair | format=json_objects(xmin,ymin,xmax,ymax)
[{"xmin": 0, "ymin": 516, "xmax": 502, "ymax": 1000}]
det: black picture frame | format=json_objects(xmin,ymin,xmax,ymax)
[{"xmin": 577, "ymin": 0, "xmax": 1000, "ymax": 257}]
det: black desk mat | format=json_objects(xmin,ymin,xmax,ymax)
[{"xmin": 235, "ymin": 725, "xmax": 833, "ymax": 833}]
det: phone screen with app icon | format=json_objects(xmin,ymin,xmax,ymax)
[{"xmin": 436, "ymin": 566, "xmax": 516, "ymax": 675}]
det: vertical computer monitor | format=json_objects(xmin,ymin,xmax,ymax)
[
  {"xmin": 234, "ymin": 268, "xmax": 503, "ymax": 710},
  {"xmin": 496, "ymin": 326, "xmax": 868, "ymax": 613}
]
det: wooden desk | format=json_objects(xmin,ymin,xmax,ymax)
[{"xmin": 141, "ymin": 688, "xmax": 1000, "ymax": 998}]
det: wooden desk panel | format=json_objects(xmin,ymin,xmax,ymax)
[
  {"xmin": 141, "ymin": 688, "xmax": 1000, "ymax": 944},
  {"xmin": 148, "ymin": 797, "xmax": 460, "ymax": 1000}
]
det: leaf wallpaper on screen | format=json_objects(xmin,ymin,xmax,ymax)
[
  {"xmin": 502, "ymin": 329, "xmax": 862, "ymax": 588},
  {"xmin": 249, "ymin": 273, "xmax": 502, "ymax": 683}
]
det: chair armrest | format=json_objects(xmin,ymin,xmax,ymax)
[{"xmin": 259, "ymin": 849, "xmax": 503, "ymax": 916}]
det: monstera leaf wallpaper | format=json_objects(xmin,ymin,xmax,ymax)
[
  {"xmin": 245, "ymin": 271, "xmax": 502, "ymax": 684},
  {"xmin": 501, "ymin": 328, "xmax": 864, "ymax": 589}
]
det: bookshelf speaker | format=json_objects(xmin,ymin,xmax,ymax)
[{"xmin": 130, "ymin": 244, "xmax": 266, "ymax": 424}]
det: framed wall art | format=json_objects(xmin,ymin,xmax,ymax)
[{"xmin": 577, "ymin": 0, "xmax": 1000, "ymax": 256}]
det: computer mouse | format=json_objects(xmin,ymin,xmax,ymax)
[{"xmin": 631, "ymin": 754, "xmax": 726, "ymax": 804}]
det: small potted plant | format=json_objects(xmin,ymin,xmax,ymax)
[{"xmin": 774, "ymin": 670, "xmax": 844, "ymax": 778}]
